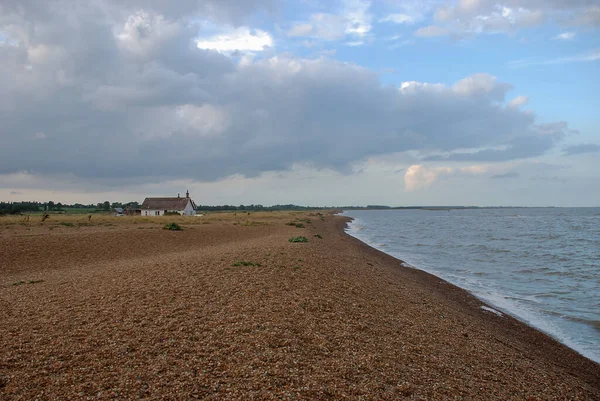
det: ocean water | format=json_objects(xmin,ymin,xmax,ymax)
[{"xmin": 342, "ymin": 208, "xmax": 600, "ymax": 363}]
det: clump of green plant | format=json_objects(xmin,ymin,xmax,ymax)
[
  {"xmin": 286, "ymin": 221, "xmax": 305, "ymax": 228},
  {"xmin": 232, "ymin": 261, "xmax": 262, "ymax": 267},
  {"xmin": 59, "ymin": 222, "xmax": 74, "ymax": 227},
  {"xmin": 314, "ymin": 234, "xmax": 323, "ymax": 239},
  {"xmin": 241, "ymin": 221, "xmax": 269, "ymax": 226},
  {"xmin": 289, "ymin": 236, "xmax": 308, "ymax": 243},
  {"xmin": 164, "ymin": 211, "xmax": 182, "ymax": 216},
  {"xmin": 163, "ymin": 222, "xmax": 183, "ymax": 231}
]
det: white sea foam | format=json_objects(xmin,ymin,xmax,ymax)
[{"xmin": 480, "ymin": 306, "xmax": 504, "ymax": 316}]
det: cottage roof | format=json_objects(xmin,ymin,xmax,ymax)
[{"xmin": 141, "ymin": 197, "xmax": 196, "ymax": 210}]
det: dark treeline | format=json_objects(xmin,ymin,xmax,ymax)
[
  {"xmin": 0, "ymin": 201, "xmax": 42, "ymax": 215},
  {"xmin": 0, "ymin": 201, "xmax": 140, "ymax": 215},
  {"xmin": 0, "ymin": 201, "xmax": 98, "ymax": 215},
  {"xmin": 1, "ymin": 201, "xmax": 324, "ymax": 215},
  {"xmin": 195, "ymin": 204, "xmax": 324, "ymax": 212}
]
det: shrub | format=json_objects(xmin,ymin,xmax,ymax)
[
  {"xmin": 289, "ymin": 236, "xmax": 308, "ymax": 243},
  {"xmin": 164, "ymin": 211, "xmax": 181, "ymax": 216},
  {"xmin": 163, "ymin": 222, "xmax": 183, "ymax": 231},
  {"xmin": 314, "ymin": 234, "xmax": 323, "ymax": 239},
  {"xmin": 286, "ymin": 221, "xmax": 305, "ymax": 228},
  {"xmin": 232, "ymin": 261, "xmax": 262, "ymax": 267}
]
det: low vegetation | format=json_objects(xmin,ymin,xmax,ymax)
[
  {"xmin": 314, "ymin": 234, "xmax": 323, "ymax": 239},
  {"xmin": 231, "ymin": 261, "xmax": 262, "ymax": 267},
  {"xmin": 289, "ymin": 236, "xmax": 308, "ymax": 243},
  {"xmin": 0, "ymin": 211, "xmax": 331, "ymax": 231},
  {"xmin": 163, "ymin": 222, "xmax": 183, "ymax": 231},
  {"xmin": 13, "ymin": 279, "xmax": 44, "ymax": 286}
]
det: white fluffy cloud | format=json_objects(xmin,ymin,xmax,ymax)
[
  {"xmin": 553, "ymin": 31, "xmax": 576, "ymax": 40},
  {"xmin": 197, "ymin": 28, "xmax": 273, "ymax": 53},
  {"xmin": 404, "ymin": 164, "xmax": 489, "ymax": 191},
  {"xmin": 421, "ymin": 0, "xmax": 599, "ymax": 38},
  {"xmin": 508, "ymin": 95, "xmax": 529, "ymax": 108},
  {"xmin": 284, "ymin": 0, "xmax": 372, "ymax": 43}
]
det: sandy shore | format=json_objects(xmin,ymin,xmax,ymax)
[{"xmin": 1, "ymin": 212, "xmax": 599, "ymax": 400}]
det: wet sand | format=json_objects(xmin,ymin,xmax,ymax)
[{"xmin": 1, "ymin": 212, "xmax": 599, "ymax": 400}]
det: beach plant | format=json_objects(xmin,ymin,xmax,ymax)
[
  {"xmin": 13, "ymin": 279, "xmax": 44, "ymax": 286},
  {"xmin": 59, "ymin": 222, "xmax": 74, "ymax": 227},
  {"xmin": 314, "ymin": 234, "xmax": 323, "ymax": 239},
  {"xmin": 163, "ymin": 222, "xmax": 183, "ymax": 231},
  {"xmin": 232, "ymin": 261, "xmax": 262, "ymax": 267},
  {"xmin": 288, "ymin": 236, "xmax": 308, "ymax": 243},
  {"xmin": 286, "ymin": 221, "xmax": 305, "ymax": 228}
]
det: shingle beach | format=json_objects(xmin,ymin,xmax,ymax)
[{"xmin": 1, "ymin": 212, "xmax": 599, "ymax": 400}]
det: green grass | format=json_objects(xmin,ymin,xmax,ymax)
[
  {"xmin": 313, "ymin": 234, "xmax": 323, "ymax": 239},
  {"xmin": 61, "ymin": 207, "xmax": 98, "ymax": 214},
  {"xmin": 59, "ymin": 222, "xmax": 74, "ymax": 227},
  {"xmin": 288, "ymin": 236, "xmax": 308, "ymax": 243},
  {"xmin": 232, "ymin": 261, "xmax": 262, "ymax": 267},
  {"xmin": 163, "ymin": 222, "xmax": 183, "ymax": 231}
]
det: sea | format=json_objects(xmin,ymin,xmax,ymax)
[{"xmin": 342, "ymin": 208, "xmax": 600, "ymax": 363}]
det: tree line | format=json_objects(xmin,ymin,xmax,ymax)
[
  {"xmin": 1, "ymin": 201, "xmax": 325, "ymax": 215},
  {"xmin": 195, "ymin": 204, "xmax": 323, "ymax": 212},
  {"xmin": 0, "ymin": 201, "xmax": 140, "ymax": 215}
]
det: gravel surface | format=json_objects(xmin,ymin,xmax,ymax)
[{"xmin": 1, "ymin": 212, "xmax": 599, "ymax": 400}]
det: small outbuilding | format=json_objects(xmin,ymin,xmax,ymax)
[
  {"xmin": 141, "ymin": 191, "xmax": 197, "ymax": 216},
  {"xmin": 112, "ymin": 207, "xmax": 124, "ymax": 217}
]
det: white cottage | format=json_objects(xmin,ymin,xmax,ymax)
[{"xmin": 141, "ymin": 191, "xmax": 197, "ymax": 216}]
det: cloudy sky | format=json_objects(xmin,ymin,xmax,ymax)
[{"xmin": 1, "ymin": 0, "xmax": 599, "ymax": 206}]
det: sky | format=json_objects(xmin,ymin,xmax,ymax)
[{"xmin": 0, "ymin": 0, "xmax": 599, "ymax": 207}]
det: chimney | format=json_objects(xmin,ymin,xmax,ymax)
[{"xmin": 186, "ymin": 190, "xmax": 190, "ymax": 199}]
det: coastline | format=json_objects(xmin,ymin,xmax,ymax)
[
  {"xmin": 339, "ymin": 210, "xmax": 600, "ymax": 364},
  {"xmin": 334, "ymin": 215, "xmax": 600, "ymax": 373},
  {"xmin": 1, "ymin": 212, "xmax": 599, "ymax": 399}
]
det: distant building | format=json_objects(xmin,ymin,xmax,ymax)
[
  {"xmin": 141, "ymin": 191, "xmax": 196, "ymax": 216},
  {"xmin": 111, "ymin": 207, "xmax": 124, "ymax": 217},
  {"xmin": 124, "ymin": 206, "xmax": 141, "ymax": 216}
]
